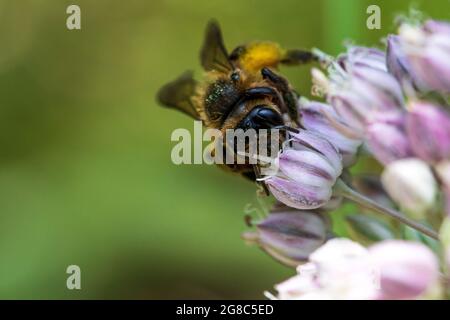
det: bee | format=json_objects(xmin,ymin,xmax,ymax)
[{"xmin": 157, "ymin": 20, "xmax": 315, "ymax": 184}]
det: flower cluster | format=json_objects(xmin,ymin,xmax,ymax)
[
  {"xmin": 270, "ymin": 238, "xmax": 440, "ymax": 300},
  {"xmin": 243, "ymin": 18, "xmax": 450, "ymax": 300}
]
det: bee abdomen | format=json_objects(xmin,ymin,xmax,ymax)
[{"xmin": 204, "ymin": 79, "xmax": 240, "ymax": 126}]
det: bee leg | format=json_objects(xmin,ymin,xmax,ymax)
[
  {"xmin": 253, "ymin": 165, "xmax": 270, "ymax": 196},
  {"xmin": 238, "ymin": 86, "xmax": 284, "ymax": 108},
  {"xmin": 281, "ymin": 49, "xmax": 318, "ymax": 65},
  {"xmin": 241, "ymin": 167, "xmax": 268, "ymax": 196},
  {"xmin": 261, "ymin": 67, "xmax": 300, "ymax": 125}
]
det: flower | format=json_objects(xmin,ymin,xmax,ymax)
[
  {"xmin": 321, "ymin": 46, "xmax": 405, "ymax": 133},
  {"xmin": 242, "ymin": 203, "xmax": 328, "ymax": 267},
  {"xmin": 260, "ymin": 14, "xmax": 450, "ymax": 301},
  {"xmin": 338, "ymin": 46, "xmax": 387, "ymax": 71},
  {"xmin": 349, "ymin": 64, "xmax": 404, "ymax": 110},
  {"xmin": 386, "ymin": 35, "xmax": 424, "ymax": 90},
  {"xmin": 272, "ymin": 239, "xmax": 378, "ymax": 300},
  {"xmin": 369, "ymin": 240, "xmax": 439, "ymax": 299},
  {"xmin": 424, "ymin": 19, "xmax": 450, "ymax": 34},
  {"xmin": 381, "ymin": 158, "xmax": 437, "ymax": 219},
  {"xmin": 270, "ymin": 238, "xmax": 439, "ymax": 300},
  {"xmin": 406, "ymin": 101, "xmax": 450, "ymax": 164},
  {"xmin": 298, "ymin": 99, "xmax": 363, "ymax": 166},
  {"xmin": 264, "ymin": 130, "xmax": 343, "ymax": 210},
  {"xmin": 397, "ymin": 20, "xmax": 450, "ymax": 93},
  {"xmin": 365, "ymin": 111, "xmax": 413, "ymax": 165}
]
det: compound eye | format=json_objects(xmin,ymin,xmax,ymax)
[
  {"xmin": 238, "ymin": 106, "xmax": 284, "ymax": 130},
  {"xmin": 230, "ymin": 71, "xmax": 240, "ymax": 83},
  {"xmin": 254, "ymin": 107, "xmax": 284, "ymax": 128}
]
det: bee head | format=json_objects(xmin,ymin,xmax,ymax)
[{"xmin": 237, "ymin": 105, "xmax": 284, "ymax": 130}]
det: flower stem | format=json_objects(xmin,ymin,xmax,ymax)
[{"xmin": 335, "ymin": 179, "xmax": 439, "ymax": 240}]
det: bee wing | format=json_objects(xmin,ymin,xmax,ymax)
[
  {"xmin": 156, "ymin": 70, "xmax": 200, "ymax": 120},
  {"xmin": 200, "ymin": 20, "xmax": 233, "ymax": 72}
]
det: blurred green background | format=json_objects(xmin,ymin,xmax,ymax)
[{"xmin": 0, "ymin": 0, "xmax": 448, "ymax": 299}]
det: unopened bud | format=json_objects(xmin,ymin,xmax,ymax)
[
  {"xmin": 299, "ymin": 100, "xmax": 362, "ymax": 166},
  {"xmin": 243, "ymin": 204, "xmax": 328, "ymax": 267},
  {"xmin": 366, "ymin": 111, "xmax": 413, "ymax": 165},
  {"xmin": 370, "ymin": 240, "xmax": 439, "ymax": 299},
  {"xmin": 406, "ymin": 101, "xmax": 450, "ymax": 163},
  {"xmin": 264, "ymin": 130, "xmax": 343, "ymax": 210},
  {"xmin": 381, "ymin": 158, "xmax": 437, "ymax": 219}
]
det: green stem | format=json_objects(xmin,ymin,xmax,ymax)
[{"xmin": 335, "ymin": 179, "xmax": 439, "ymax": 240}]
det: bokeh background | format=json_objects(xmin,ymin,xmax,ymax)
[{"xmin": 0, "ymin": 0, "xmax": 448, "ymax": 299}]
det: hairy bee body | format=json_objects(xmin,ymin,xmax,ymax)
[
  {"xmin": 193, "ymin": 70, "xmax": 276, "ymax": 130},
  {"xmin": 157, "ymin": 20, "xmax": 315, "ymax": 182}
]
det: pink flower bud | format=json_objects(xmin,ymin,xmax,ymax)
[
  {"xmin": 325, "ymin": 46, "xmax": 404, "ymax": 133},
  {"xmin": 398, "ymin": 21, "xmax": 450, "ymax": 93},
  {"xmin": 369, "ymin": 240, "xmax": 439, "ymax": 299},
  {"xmin": 243, "ymin": 203, "xmax": 328, "ymax": 267},
  {"xmin": 266, "ymin": 176, "xmax": 334, "ymax": 211},
  {"xmin": 299, "ymin": 100, "xmax": 362, "ymax": 166},
  {"xmin": 386, "ymin": 35, "xmax": 425, "ymax": 90},
  {"xmin": 381, "ymin": 158, "xmax": 437, "ymax": 219},
  {"xmin": 424, "ymin": 20, "xmax": 450, "ymax": 35},
  {"xmin": 350, "ymin": 65, "xmax": 404, "ymax": 111},
  {"xmin": 264, "ymin": 131, "xmax": 343, "ymax": 210},
  {"xmin": 366, "ymin": 111, "xmax": 413, "ymax": 165},
  {"xmin": 338, "ymin": 46, "xmax": 387, "ymax": 72},
  {"xmin": 290, "ymin": 129, "xmax": 342, "ymax": 173},
  {"xmin": 328, "ymin": 91, "xmax": 368, "ymax": 132},
  {"xmin": 406, "ymin": 101, "xmax": 450, "ymax": 163}
]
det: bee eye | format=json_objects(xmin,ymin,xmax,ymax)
[
  {"xmin": 237, "ymin": 106, "xmax": 284, "ymax": 130},
  {"xmin": 230, "ymin": 71, "xmax": 240, "ymax": 82}
]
